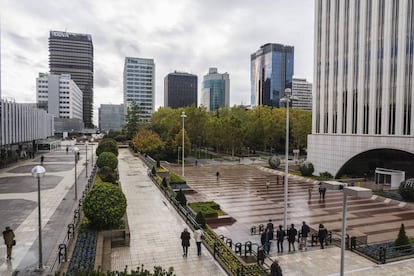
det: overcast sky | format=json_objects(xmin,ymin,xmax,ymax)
[{"xmin": 1, "ymin": 0, "xmax": 314, "ymax": 125}]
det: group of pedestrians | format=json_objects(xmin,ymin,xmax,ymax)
[
  {"xmin": 260, "ymin": 220, "xmax": 312, "ymax": 254},
  {"xmin": 180, "ymin": 226, "xmax": 204, "ymax": 257}
]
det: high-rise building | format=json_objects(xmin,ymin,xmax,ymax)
[
  {"xmin": 292, "ymin": 78, "xmax": 312, "ymax": 111},
  {"xmin": 200, "ymin": 68, "xmax": 230, "ymax": 111},
  {"xmin": 99, "ymin": 104, "xmax": 125, "ymax": 132},
  {"xmin": 49, "ymin": 30, "xmax": 94, "ymax": 128},
  {"xmin": 123, "ymin": 57, "xmax": 155, "ymax": 121},
  {"xmin": 308, "ymin": 0, "xmax": 414, "ymax": 178},
  {"xmin": 36, "ymin": 73, "xmax": 83, "ymax": 120},
  {"xmin": 251, "ymin": 43, "xmax": 294, "ymax": 107},
  {"xmin": 164, "ymin": 71, "xmax": 197, "ymax": 108}
]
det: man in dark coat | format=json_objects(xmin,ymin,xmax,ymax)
[
  {"xmin": 318, "ymin": 224, "xmax": 328, "ymax": 249},
  {"xmin": 270, "ymin": 260, "xmax": 283, "ymax": 276},
  {"xmin": 276, "ymin": 225, "xmax": 286, "ymax": 253},
  {"xmin": 287, "ymin": 224, "xmax": 298, "ymax": 252},
  {"xmin": 180, "ymin": 228, "xmax": 191, "ymax": 257},
  {"xmin": 3, "ymin": 226, "xmax": 15, "ymax": 260},
  {"xmin": 300, "ymin": 221, "xmax": 310, "ymax": 250}
]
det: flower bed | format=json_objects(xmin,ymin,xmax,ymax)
[
  {"xmin": 189, "ymin": 201, "xmax": 227, "ymax": 217},
  {"xmin": 356, "ymin": 241, "xmax": 414, "ymax": 262},
  {"xmin": 67, "ymin": 227, "xmax": 98, "ymax": 275}
]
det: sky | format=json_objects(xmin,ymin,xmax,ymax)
[{"xmin": 1, "ymin": 0, "xmax": 314, "ymax": 125}]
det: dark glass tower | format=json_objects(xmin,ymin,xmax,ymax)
[
  {"xmin": 49, "ymin": 31, "xmax": 94, "ymax": 128},
  {"xmin": 164, "ymin": 72, "xmax": 197, "ymax": 108},
  {"xmin": 251, "ymin": 43, "xmax": 294, "ymax": 107}
]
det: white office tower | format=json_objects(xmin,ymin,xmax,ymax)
[
  {"xmin": 123, "ymin": 57, "xmax": 155, "ymax": 121},
  {"xmin": 308, "ymin": 0, "xmax": 414, "ymax": 178},
  {"xmin": 36, "ymin": 73, "xmax": 83, "ymax": 120},
  {"xmin": 292, "ymin": 78, "xmax": 312, "ymax": 111}
]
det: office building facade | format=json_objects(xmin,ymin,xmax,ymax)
[
  {"xmin": 292, "ymin": 78, "xmax": 312, "ymax": 111},
  {"xmin": 99, "ymin": 104, "xmax": 125, "ymax": 132},
  {"xmin": 164, "ymin": 71, "xmax": 197, "ymax": 108},
  {"xmin": 308, "ymin": 0, "xmax": 414, "ymax": 178},
  {"xmin": 251, "ymin": 43, "xmax": 294, "ymax": 107},
  {"xmin": 200, "ymin": 68, "xmax": 230, "ymax": 111},
  {"xmin": 123, "ymin": 57, "xmax": 155, "ymax": 121},
  {"xmin": 36, "ymin": 73, "xmax": 83, "ymax": 120},
  {"xmin": 49, "ymin": 30, "xmax": 94, "ymax": 127}
]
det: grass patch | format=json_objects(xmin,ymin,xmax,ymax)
[
  {"xmin": 189, "ymin": 201, "xmax": 227, "ymax": 218},
  {"xmin": 170, "ymin": 171, "xmax": 186, "ymax": 184},
  {"xmin": 156, "ymin": 167, "xmax": 168, "ymax": 173}
]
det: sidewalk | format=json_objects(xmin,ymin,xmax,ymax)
[
  {"xmin": 0, "ymin": 147, "xmax": 90, "ymax": 275},
  {"xmin": 113, "ymin": 149, "xmax": 226, "ymax": 276}
]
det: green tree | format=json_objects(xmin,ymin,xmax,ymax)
[
  {"xmin": 83, "ymin": 183, "xmax": 127, "ymax": 229},
  {"xmin": 395, "ymin": 223, "xmax": 411, "ymax": 250},
  {"xmin": 98, "ymin": 166, "xmax": 118, "ymax": 183},
  {"xmin": 96, "ymin": 139, "xmax": 118, "ymax": 156},
  {"xmin": 175, "ymin": 189, "xmax": 187, "ymax": 206},
  {"xmin": 123, "ymin": 102, "xmax": 144, "ymax": 139},
  {"xmin": 96, "ymin": 152, "xmax": 118, "ymax": 170},
  {"xmin": 173, "ymin": 129, "xmax": 191, "ymax": 157},
  {"xmin": 195, "ymin": 211, "xmax": 206, "ymax": 228}
]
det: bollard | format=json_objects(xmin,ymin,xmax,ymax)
[
  {"xmin": 379, "ymin": 247, "xmax": 386, "ymax": 264},
  {"xmin": 213, "ymin": 242, "xmax": 219, "ymax": 260},
  {"xmin": 235, "ymin": 242, "xmax": 242, "ymax": 255},
  {"xmin": 226, "ymin": 238, "xmax": 233, "ymax": 249},
  {"xmin": 74, "ymin": 209, "xmax": 80, "ymax": 225},
  {"xmin": 219, "ymin": 235, "xmax": 225, "ymax": 241},
  {"xmin": 245, "ymin": 241, "xmax": 252, "ymax": 257},
  {"xmin": 58, "ymin": 244, "xmax": 67, "ymax": 263},
  {"xmin": 257, "ymin": 246, "xmax": 265, "ymax": 265},
  {"xmin": 311, "ymin": 233, "xmax": 317, "ymax": 247},
  {"xmin": 351, "ymin": 236, "xmax": 357, "ymax": 250},
  {"xmin": 251, "ymin": 226, "xmax": 257, "ymax": 235},
  {"xmin": 346, "ymin": 234, "xmax": 350, "ymax": 250},
  {"xmin": 67, "ymin": 224, "xmax": 75, "ymax": 239}
]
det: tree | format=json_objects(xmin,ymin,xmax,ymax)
[
  {"xmin": 96, "ymin": 139, "xmax": 118, "ymax": 156},
  {"xmin": 195, "ymin": 211, "xmax": 206, "ymax": 228},
  {"xmin": 123, "ymin": 102, "xmax": 144, "ymax": 139},
  {"xmin": 300, "ymin": 162, "xmax": 315, "ymax": 176},
  {"xmin": 173, "ymin": 129, "xmax": 191, "ymax": 157},
  {"xmin": 395, "ymin": 223, "xmax": 411, "ymax": 250},
  {"xmin": 96, "ymin": 152, "xmax": 118, "ymax": 170},
  {"xmin": 98, "ymin": 166, "xmax": 118, "ymax": 183},
  {"xmin": 175, "ymin": 189, "xmax": 187, "ymax": 206},
  {"xmin": 399, "ymin": 179, "xmax": 414, "ymax": 201},
  {"xmin": 132, "ymin": 129, "xmax": 164, "ymax": 157},
  {"xmin": 83, "ymin": 183, "xmax": 127, "ymax": 229}
]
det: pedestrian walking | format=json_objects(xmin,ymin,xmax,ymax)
[
  {"xmin": 66, "ymin": 146, "xmax": 69, "ymax": 154},
  {"xmin": 266, "ymin": 180, "xmax": 270, "ymax": 192},
  {"xmin": 287, "ymin": 224, "xmax": 297, "ymax": 252},
  {"xmin": 193, "ymin": 226, "xmax": 204, "ymax": 256},
  {"xmin": 2, "ymin": 226, "xmax": 15, "ymax": 260},
  {"xmin": 180, "ymin": 228, "xmax": 191, "ymax": 257},
  {"xmin": 318, "ymin": 224, "xmax": 328, "ymax": 249},
  {"xmin": 267, "ymin": 219, "xmax": 274, "ymax": 240},
  {"xmin": 216, "ymin": 171, "xmax": 220, "ymax": 182},
  {"xmin": 300, "ymin": 221, "xmax": 310, "ymax": 250},
  {"xmin": 270, "ymin": 260, "xmax": 283, "ymax": 276},
  {"xmin": 321, "ymin": 186, "xmax": 326, "ymax": 199},
  {"xmin": 276, "ymin": 225, "xmax": 286, "ymax": 253},
  {"xmin": 195, "ymin": 159, "xmax": 198, "ymax": 167},
  {"xmin": 40, "ymin": 155, "xmax": 44, "ymax": 165}
]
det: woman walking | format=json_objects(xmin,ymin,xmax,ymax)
[{"xmin": 180, "ymin": 228, "xmax": 191, "ymax": 257}]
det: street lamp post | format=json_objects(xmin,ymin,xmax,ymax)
[
  {"xmin": 181, "ymin": 111, "xmax": 187, "ymax": 177},
  {"xmin": 90, "ymin": 139, "xmax": 94, "ymax": 167},
  {"xmin": 85, "ymin": 142, "xmax": 88, "ymax": 178},
  {"xmin": 322, "ymin": 181, "xmax": 372, "ymax": 276},
  {"xmin": 280, "ymin": 88, "xmax": 297, "ymax": 229},
  {"xmin": 31, "ymin": 165, "xmax": 46, "ymax": 270},
  {"xmin": 72, "ymin": 147, "xmax": 79, "ymax": 200},
  {"xmin": 178, "ymin": 146, "xmax": 181, "ymax": 165}
]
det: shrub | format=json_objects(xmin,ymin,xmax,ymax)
[
  {"xmin": 395, "ymin": 223, "xmax": 411, "ymax": 250},
  {"xmin": 151, "ymin": 166, "xmax": 156, "ymax": 176},
  {"xmin": 195, "ymin": 212, "xmax": 206, "ymax": 228},
  {"xmin": 268, "ymin": 155, "xmax": 281, "ymax": 169},
  {"xmin": 96, "ymin": 152, "xmax": 118, "ymax": 170},
  {"xmin": 300, "ymin": 162, "xmax": 315, "ymax": 176},
  {"xmin": 83, "ymin": 182, "xmax": 127, "ymax": 229},
  {"xmin": 162, "ymin": 177, "xmax": 168, "ymax": 189},
  {"xmin": 96, "ymin": 139, "xmax": 118, "ymax": 156},
  {"xmin": 175, "ymin": 189, "xmax": 187, "ymax": 206},
  {"xmin": 114, "ymin": 135, "xmax": 127, "ymax": 142},
  {"xmin": 399, "ymin": 179, "xmax": 414, "ymax": 201},
  {"xmin": 317, "ymin": 171, "xmax": 333, "ymax": 181},
  {"xmin": 98, "ymin": 166, "xmax": 118, "ymax": 183}
]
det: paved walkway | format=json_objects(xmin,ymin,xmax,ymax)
[
  {"xmin": 112, "ymin": 149, "xmax": 225, "ymax": 275},
  {"xmin": 166, "ymin": 163, "xmax": 414, "ymax": 276},
  {"xmin": 0, "ymin": 146, "xmax": 91, "ymax": 275}
]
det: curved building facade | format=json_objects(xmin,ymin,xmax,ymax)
[{"xmin": 308, "ymin": 0, "xmax": 414, "ymax": 177}]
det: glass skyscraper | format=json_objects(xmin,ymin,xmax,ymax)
[
  {"xmin": 201, "ymin": 68, "xmax": 230, "ymax": 111},
  {"xmin": 251, "ymin": 43, "xmax": 294, "ymax": 107}
]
